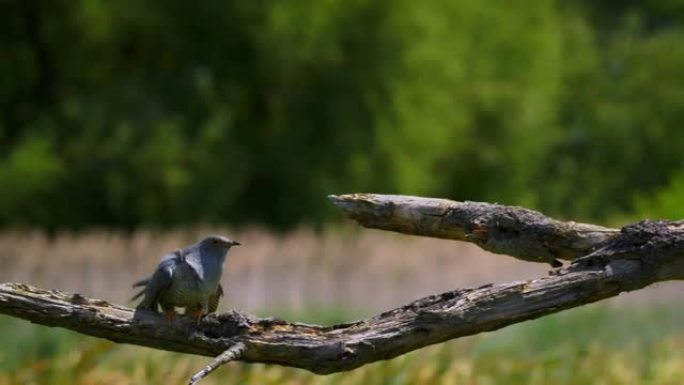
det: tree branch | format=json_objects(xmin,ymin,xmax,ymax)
[
  {"xmin": 2, "ymin": 196, "xmax": 683, "ymax": 382},
  {"xmin": 189, "ymin": 342, "xmax": 247, "ymax": 385},
  {"xmin": 329, "ymin": 194, "xmax": 619, "ymax": 264},
  {"xmin": 1, "ymin": 220, "xmax": 683, "ymax": 376}
]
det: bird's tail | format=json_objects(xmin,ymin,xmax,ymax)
[
  {"xmin": 132, "ymin": 277, "xmax": 150, "ymax": 288},
  {"xmin": 130, "ymin": 277, "xmax": 150, "ymax": 302}
]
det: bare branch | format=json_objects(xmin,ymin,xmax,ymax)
[
  {"xmin": 329, "ymin": 193, "xmax": 619, "ymax": 264},
  {"xmin": 2, "ymin": 189, "xmax": 683, "ymax": 385},
  {"xmin": 1, "ymin": 220, "xmax": 683, "ymax": 376},
  {"xmin": 189, "ymin": 342, "xmax": 247, "ymax": 385}
]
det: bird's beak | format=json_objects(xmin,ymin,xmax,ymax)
[{"xmin": 230, "ymin": 240, "xmax": 241, "ymax": 246}]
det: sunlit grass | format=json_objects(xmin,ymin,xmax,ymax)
[{"xmin": 1, "ymin": 305, "xmax": 683, "ymax": 385}]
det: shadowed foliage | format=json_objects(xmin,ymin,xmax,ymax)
[{"xmin": 1, "ymin": 1, "xmax": 684, "ymax": 230}]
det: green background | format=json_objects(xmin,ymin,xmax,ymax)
[{"xmin": 3, "ymin": 0, "xmax": 684, "ymax": 230}]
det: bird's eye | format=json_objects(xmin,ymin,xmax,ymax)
[{"xmin": 212, "ymin": 239, "xmax": 219, "ymax": 245}]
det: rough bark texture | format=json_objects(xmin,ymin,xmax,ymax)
[
  {"xmin": 329, "ymin": 194, "xmax": 619, "ymax": 264},
  {"xmin": 1, "ymin": 196, "xmax": 683, "ymax": 379},
  {"xmin": 1, "ymin": 220, "xmax": 684, "ymax": 374}
]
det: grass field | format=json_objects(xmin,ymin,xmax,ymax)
[
  {"xmin": 1, "ymin": 306, "xmax": 683, "ymax": 385},
  {"xmin": 0, "ymin": 229, "xmax": 683, "ymax": 384}
]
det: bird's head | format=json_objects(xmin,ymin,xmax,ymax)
[{"xmin": 200, "ymin": 235, "xmax": 241, "ymax": 250}]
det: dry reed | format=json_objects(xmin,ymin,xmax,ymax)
[{"xmin": 0, "ymin": 227, "xmax": 681, "ymax": 318}]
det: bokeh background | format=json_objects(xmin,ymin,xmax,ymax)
[{"xmin": 1, "ymin": 1, "xmax": 684, "ymax": 384}]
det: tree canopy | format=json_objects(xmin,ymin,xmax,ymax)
[{"xmin": 2, "ymin": 0, "xmax": 684, "ymax": 230}]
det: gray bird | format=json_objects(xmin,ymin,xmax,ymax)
[{"xmin": 132, "ymin": 235, "xmax": 240, "ymax": 322}]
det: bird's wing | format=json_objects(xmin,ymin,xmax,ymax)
[
  {"xmin": 161, "ymin": 249, "xmax": 182, "ymax": 264},
  {"xmin": 135, "ymin": 253, "xmax": 178, "ymax": 310},
  {"xmin": 181, "ymin": 247, "xmax": 206, "ymax": 281},
  {"xmin": 208, "ymin": 284, "xmax": 224, "ymax": 314},
  {"xmin": 131, "ymin": 251, "xmax": 181, "ymax": 300}
]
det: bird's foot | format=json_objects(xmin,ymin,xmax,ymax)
[
  {"xmin": 189, "ymin": 309, "xmax": 206, "ymax": 325},
  {"xmin": 164, "ymin": 309, "xmax": 178, "ymax": 323},
  {"xmin": 550, "ymin": 259, "xmax": 563, "ymax": 268}
]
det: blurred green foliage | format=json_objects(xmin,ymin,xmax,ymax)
[{"xmin": 1, "ymin": 0, "xmax": 684, "ymax": 230}]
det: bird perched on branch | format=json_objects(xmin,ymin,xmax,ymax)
[{"xmin": 132, "ymin": 235, "xmax": 240, "ymax": 323}]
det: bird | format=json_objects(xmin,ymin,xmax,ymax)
[{"xmin": 132, "ymin": 235, "xmax": 240, "ymax": 323}]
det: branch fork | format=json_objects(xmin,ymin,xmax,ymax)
[{"xmin": 1, "ymin": 194, "xmax": 683, "ymax": 384}]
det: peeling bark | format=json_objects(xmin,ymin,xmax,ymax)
[{"xmin": 329, "ymin": 194, "xmax": 619, "ymax": 264}]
